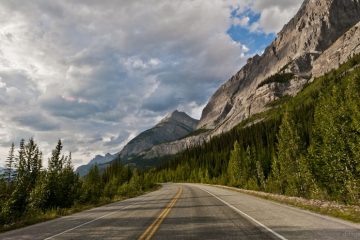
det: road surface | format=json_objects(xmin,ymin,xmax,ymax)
[{"xmin": 0, "ymin": 183, "xmax": 359, "ymax": 239}]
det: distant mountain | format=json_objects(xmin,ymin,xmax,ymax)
[
  {"xmin": 78, "ymin": 110, "xmax": 198, "ymax": 175},
  {"xmin": 75, "ymin": 153, "xmax": 116, "ymax": 176},
  {"xmin": 119, "ymin": 110, "xmax": 198, "ymax": 162}
]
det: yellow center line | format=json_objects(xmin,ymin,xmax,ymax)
[{"xmin": 138, "ymin": 187, "xmax": 183, "ymax": 240}]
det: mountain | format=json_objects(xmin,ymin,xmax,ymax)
[
  {"xmin": 198, "ymin": 0, "xmax": 360, "ymax": 132},
  {"xmin": 75, "ymin": 153, "xmax": 116, "ymax": 176},
  {"xmin": 78, "ymin": 110, "xmax": 198, "ymax": 174},
  {"xmin": 133, "ymin": 0, "xmax": 360, "ymax": 160},
  {"xmin": 119, "ymin": 110, "xmax": 198, "ymax": 162}
]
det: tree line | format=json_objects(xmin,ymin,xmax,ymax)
[{"xmin": 0, "ymin": 139, "xmax": 155, "ymax": 226}]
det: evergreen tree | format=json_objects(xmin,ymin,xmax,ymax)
[
  {"xmin": 24, "ymin": 138, "xmax": 42, "ymax": 188},
  {"xmin": 81, "ymin": 165, "xmax": 103, "ymax": 203},
  {"xmin": 241, "ymin": 146, "xmax": 252, "ymax": 187},
  {"xmin": 227, "ymin": 141, "xmax": 241, "ymax": 186},
  {"xmin": 4, "ymin": 143, "xmax": 15, "ymax": 184},
  {"xmin": 256, "ymin": 160, "xmax": 266, "ymax": 191},
  {"xmin": 48, "ymin": 140, "xmax": 64, "ymax": 173},
  {"xmin": 278, "ymin": 111, "xmax": 301, "ymax": 196},
  {"xmin": 16, "ymin": 139, "xmax": 26, "ymax": 181}
]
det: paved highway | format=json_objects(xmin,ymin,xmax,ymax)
[{"xmin": 0, "ymin": 183, "xmax": 359, "ymax": 240}]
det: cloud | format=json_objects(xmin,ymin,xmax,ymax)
[
  {"xmin": 230, "ymin": 0, "xmax": 302, "ymax": 34},
  {"xmin": 0, "ymin": 0, "xmax": 252, "ymax": 167},
  {"xmin": 0, "ymin": 0, "xmax": 303, "ymax": 167},
  {"xmin": 13, "ymin": 113, "xmax": 59, "ymax": 131},
  {"xmin": 251, "ymin": 1, "xmax": 302, "ymax": 34}
]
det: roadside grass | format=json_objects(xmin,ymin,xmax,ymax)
[
  {"xmin": 0, "ymin": 184, "xmax": 160, "ymax": 233},
  {"xmin": 212, "ymin": 184, "xmax": 360, "ymax": 223}
]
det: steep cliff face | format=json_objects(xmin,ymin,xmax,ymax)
[
  {"xmin": 137, "ymin": 0, "xmax": 360, "ymax": 160},
  {"xmin": 119, "ymin": 110, "xmax": 198, "ymax": 161},
  {"xmin": 198, "ymin": 0, "xmax": 360, "ymax": 132},
  {"xmin": 313, "ymin": 22, "xmax": 360, "ymax": 77}
]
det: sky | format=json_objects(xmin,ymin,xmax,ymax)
[{"xmin": 0, "ymin": 0, "xmax": 302, "ymax": 167}]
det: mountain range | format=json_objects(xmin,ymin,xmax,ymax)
[{"xmin": 78, "ymin": 0, "xmax": 360, "ymax": 175}]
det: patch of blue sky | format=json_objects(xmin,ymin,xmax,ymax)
[{"xmin": 227, "ymin": 8, "xmax": 276, "ymax": 54}]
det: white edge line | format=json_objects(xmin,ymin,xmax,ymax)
[
  {"xmin": 44, "ymin": 205, "xmax": 131, "ymax": 240},
  {"xmin": 200, "ymin": 187, "xmax": 288, "ymax": 240},
  {"xmin": 210, "ymin": 184, "xmax": 360, "ymax": 230}
]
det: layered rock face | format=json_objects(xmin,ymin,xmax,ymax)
[
  {"xmin": 313, "ymin": 22, "xmax": 360, "ymax": 77},
  {"xmin": 119, "ymin": 110, "xmax": 198, "ymax": 161},
  {"xmin": 198, "ymin": 0, "xmax": 360, "ymax": 132},
  {"xmin": 138, "ymin": 0, "xmax": 360, "ymax": 160}
]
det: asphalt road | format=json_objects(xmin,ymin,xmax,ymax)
[{"xmin": 1, "ymin": 183, "xmax": 359, "ymax": 240}]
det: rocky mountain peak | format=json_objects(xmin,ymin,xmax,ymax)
[
  {"xmin": 118, "ymin": 110, "xmax": 199, "ymax": 161},
  {"xmin": 159, "ymin": 110, "xmax": 198, "ymax": 129},
  {"xmin": 197, "ymin": 0, "xmax": 360, "ymax": 131}
]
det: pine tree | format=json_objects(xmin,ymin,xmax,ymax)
[
  {"xmin": 277, "ymin": 110, "xmax": 304, "ymax": 196},
  {"xmin": 81, "ymin": 165, "xmax": 103, "ymax": 203},
  {"xmin": 241, "ymin": 146, "xmax": 252, "ymax": 186},
  {"xmin": 4, "ymin": 143, "xmax": 15, "ymax": 184},
  {"xmin": 227, "ymin": 141, "xmax": 241, "ymax": 186},
  {"xmin": 48, "ymin": 140, "xmax": 63, "ymax": 173},
  {"xmin": 256, "ymin": 160, "xmax": 266, "ymax": 191},
  {"xmin": 16, "ymin": 139, "xmax": 26, "ymax": 181},
  {"xmin": 24, "ymin": 138, "xmax": 42, "ymax": 188}
]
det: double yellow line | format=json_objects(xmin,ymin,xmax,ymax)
[{"xmin": 138, "ymin": 187, "xmax": 183, "ymax": 240}]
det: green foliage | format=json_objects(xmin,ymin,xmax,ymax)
[
  {"xmin": 3, "ymin": 143, "xmax": 15, "ymax": 184},
  {"xmin": 0, "ymin": 140, "xmax": 155, "ymax": 228},
  {"xmin": 227, "ymin": 141, "xmax": 241, "ymax": 186},
  {"xmin": 257, "ymin": 73, "xmax": 294, "ymax": 89},
  {"xmin": 308, "ymin": 74, "xmax": 360, "ymax": 203}
]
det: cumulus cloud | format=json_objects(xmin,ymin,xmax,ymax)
[
  {"xmin": 251, "ymin": 0, "xmax": 302, "ymax": 34},
  {"xmin": 0, "ymin": 0, "xmax": 302, "ymax": 167}
]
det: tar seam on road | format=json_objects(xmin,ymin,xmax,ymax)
[
  {"xmin": 138, "ymin": 186, "xmax": 183, "ymax": 240},
  {"xmin": 200, "ymin": 187, "xmax": 288, "ymax": 240},
  {"xmin": 43, "ymin": 204, "xmax": 134, "ymax": 240}
]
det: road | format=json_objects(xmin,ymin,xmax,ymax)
[{"xmin": 1, "ymin": 183, "xmax": 359, "ymax": 240}]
